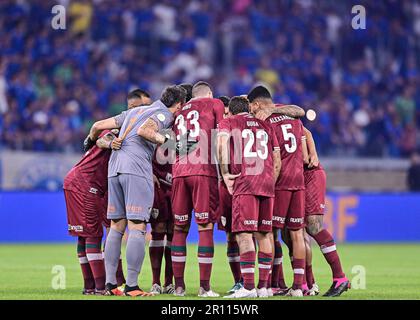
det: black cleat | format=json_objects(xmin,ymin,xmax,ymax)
[
  {"xmin": 323, "ymin": 278, "xmax": 350, "ymax": 297},
  {"xmin": 82, "ymin": 288, "xmax": 95, "ymax": 295},
  {"xmin": 104, "ymin": 283, "xmax": 123, "ymax": 296}
]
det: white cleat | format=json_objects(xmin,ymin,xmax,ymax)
[
  {"xmin": 198, "ymin": 287, "xmax": 220, "ymax": 297},
  {"xmin": 163, "ymin": 284, "xmax": 175, "ymax": 294},
  {"xmin": 307, "ymin": 283, "xmax": 320, "ymax": 296},
  {"xmin": 257, "ymin": 287, "xmax": 269, "ymax": 298},
  {"xmin": 224, "ymin": 287, "xmax": 258, "ymax": 298},
  {"xmin": 267, "ymin": 288, "xmax": 273, "ymax": 297},
  {"xmin": 174, "ymin": 286, "xmax": 186, "ymax": 297},
  {"xmin": 286, "ymin": 288, "xmax": 303, "ymax": 297},
  {"xmin": 150, "ymin": 283, "xmax": 162, "ymax": 295}
]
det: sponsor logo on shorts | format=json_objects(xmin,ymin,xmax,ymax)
[
  {"xmin": 289, "ymin": 217, "xmax": 304, "ymax": 224},
  {"xmin": 150, "ymin": 208, "xmax": 159, "ymax": 219},
  {"xmin": 126, "ymin": 205, "xmax": 143, "ymax": 213},
  {"xmin": 68, "ymin": 224, "xmax": 83, "ymax": 232},
  {"xmin": 107, "ymin": 205, "xmax": 116, "ymax": 213},
  {"xmin": 261, "ymin": 220, "xmax": 272, "ymax": 226},
  {"xmin": 89, "ymin": 187, "xmax": 98, "ymax": 194},
  {"xmin": 272, "ymin": 216, "xmax": 286, "ymax": 223},
  {"xmin": 175, "ymin": 214, "xmax": 189, "ymax": 222},
  {"xmin": 243, "ymin": 220, "xmax": 258, "ymax": 226},
  {"xmin": 195, "ymin": 212, "xmax": 209, "ymax": 220}
]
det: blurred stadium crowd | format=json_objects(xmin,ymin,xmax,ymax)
[{"xmin": 0, "ymin": 0, "xmax": 419, "ymax": 157}]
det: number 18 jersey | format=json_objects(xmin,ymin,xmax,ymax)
[{"xmin": 267, "ymin": 107, "xmax": 305, "ymax": 190}]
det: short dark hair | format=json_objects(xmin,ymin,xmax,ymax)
[
  {"xmin": 192, "ymin": 81, "xmax": 212, "ymax": 97},
  {"xmin": 217, "ymin": 96, "xmax": 230, "ymax": 108},
  {"xmin": 179, "ymin": 83, "xmax": 193, "ymax": 102},
  {"xmin": 247, "ymin": 85, "xmax": 272, "ymax": 103},
  {"xmin": 160, "ymin": 85, "xmax": 187, "ymax": 108},
  {"xmin": 229, "ymin": 96, "xmax": 249, "ymax": 115},
  {"xmin": 127, "ymin": 88, "xmax": 150, "ymax": 100}
]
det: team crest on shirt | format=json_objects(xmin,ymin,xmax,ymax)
[{"xmin": 157, "ymin": 113, "xmax": 166, "ymax": 122}]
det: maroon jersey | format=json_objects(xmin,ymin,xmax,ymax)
[
  {"xmin": 172, "ymin": 97, "xmax": 225, "ymax": 178},
  {"xmin": 152, "ymin": 145, "xmax": 173, "ymax": 186},
  {"xmin": 267, "ymin": 106, "xmax": 305, "ymax": 190},
  {"xmin": 218, "ymin": 113, "xmax": 280, "ymax": 197},
  {"xmin": 63, "ymin": 131, "xmax": 111, "ymax": 196}
]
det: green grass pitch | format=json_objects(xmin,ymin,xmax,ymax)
[{"xmin": 0, "ymin": 243, "xmax": 419, "ymax": 300}]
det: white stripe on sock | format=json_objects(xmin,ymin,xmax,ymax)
[
  {"xmin": 79, "ymin": 256, "xmax": 88, "ymax": 264},
  {"xmin": 293, "ymin": 268, "xmax": 305, "ymax": 274},
  {"xmin": 198, "ymin": 257, "xmax": 213, "ymax": 264},
  {"xmin": 171, "ymin": 256, "xmax": 186, "ymax": 262},
  {"xmin": 321, "ymin": 245, "xmax": 336, "ymax": 254},
  {"xmin": 273, "ymin": 257, "xmax": 283, "ymax": 265},
  {"xmin": 228, "ymin": 256, "xmax": 240, "ymax": 262},
  {"xmin": 86, "ymin": 253, "xmax": 103, "ymax": 261},
  {"xmin": 258, "ymin": 264, "xmax": 271, "ymax": 269},
  {"xmin": 149, "ymin": 240, "xmax": 165, "ymax": 248},
  {"xmin": 241, "ymin": 268, "xmax": 255, "ymax": 274}
]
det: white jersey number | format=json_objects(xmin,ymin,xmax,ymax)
[
  {"xmin": 281, "ymin": 124, "xmax": 297, "ymax": 153},
  {"xmin": 242, "ymin": 129, "xmax": 269, "ymax": 160},
  {"xmin": 175, "ymin": 110, "xmax": 200, "ymax": 140}
]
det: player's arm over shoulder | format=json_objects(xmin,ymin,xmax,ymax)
[
  {"xmin": 89, "ymin": 112, "xmax": 126, "ymax": 140},
  {"xmin": 96, "ymin": 129, "xmax": 119, "ymax": 149}
]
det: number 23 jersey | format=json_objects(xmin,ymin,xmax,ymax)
[
  {"xmin": 218, "ymin": 113, "xmax": 280, "ymax": 198},
  {"xmin": 172, "ymin": 97, "xmax": 225, "ymax": 178},
  {"xmin": 267, "ymin": 109, "xmax": 305, "ymax": 190}
]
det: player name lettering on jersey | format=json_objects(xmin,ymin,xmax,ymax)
[
  {"xmin": 246, "ymin": 121, "xmax": 260, "ymax": 127},
  {"xmin": 269, "ymin": 115, "xmax": 295, "ymax": 123}
]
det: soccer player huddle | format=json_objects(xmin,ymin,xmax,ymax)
[{"xmin": 63, "ymin": 82, "xmax": 350, "ymax": 298}]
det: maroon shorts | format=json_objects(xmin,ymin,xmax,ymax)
[
  {"xmin": 304, "ymin": 169, "xmax": 327, "ymax": 215},
  {"xmin": 171, "ymin": 176, "xmax": 219, "ymax": 226},
  {"xmin": 149, "ymin": 184, "xmax": 173, "ymax": 227},
  {"xmin": 64, "ymin": 189, "xmax": 107, "ymax": 237},
  {"xmin": 273, "ymin": 190, "xmax": 305, "ymax": 230},
  {"xmin": 232, "ymin": 194, "xmax": 273, "ymax": 233},
  {"xmin": 217, "ymin": 182, "xmax": 232, "ymax": 232}
]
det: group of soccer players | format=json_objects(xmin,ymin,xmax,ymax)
[{"xmin": 64, "ymin": 81, "xmax": 350, "ymax": 298}]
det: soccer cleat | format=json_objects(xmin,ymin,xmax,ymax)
[
  {"xmin": 286, "ymin": 288, "xmax": 304, "ymax": 297},
  {"xmin": 227, "ymin": 281, "xmax": 244, "ymax": 294},
  {"xmin": 82, "ymin": 288, "xmax": 95, "ymax": 295},
  {"xmin": 307, "ymin": 283, "xmax": 320, "ymax": 296},
  {"xmin": 256, "ymin": 287, "xmax": 269, "ymax": 298},
  {"xmin": 224, "ymin": 287, "xmax": 258, "ymax": 298},
  {"xmin": 272, "ymin": 287, "xmax": 289, "ymax": 296},
  {"xmin": 174, "ymin": 286, "xmax": 186, "ymax": 297},
  {"xmin": 150, "ymin": 283, "xmax": 162, "ymax": 295},
  {"xmin": 94, "ymin": 289, "xmax": 106, "ymax": 296},
  {"xmin": 124, "ymin": 285, "xmax": 154, "ymax": 297},
  {"xmin": 104, "ymin": 283, "xmax": 124, "ymax": 296},
  {"xmin": 323, "ymin": 278, "xmax": 350, "ymax": 297},
  {"xmin": 267, "ymin": 288, "xmax": 273, "ymax": 297},
  {"xmin": 163, "ymin": 284, "xmax": 175, "ymax": 294},
  {"xmin": 198, "ymin": 287, "xmax": 220, "ymax": 298},
  {"xmin": 302, "ymin": 283, "xmax": 310, "ymax": 296}
]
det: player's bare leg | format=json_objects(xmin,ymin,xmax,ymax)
[
  {"xmin": 286, "ymin": 228, "xmax": 305, "ymax": 297},
  {"xmin": 226, "ymin": 232, "xmax": 243, "ymax": 294},
  {"xmin": 224, "ymin": 232, "xmax": 257, "ymax": 298},
  {"xmin": 104, "ymin": 219, "xmax": 126, "ymax": 296},
  {"xmin": 254, "ymin": 231, "xmax": 273, "ymax": 298},
  {"xmin": 163, "ymin": 222, "xmax": 174, "ymax": 294},
  {"xmin": 172, "ymin": 223, "xmax": 190, "ymax": 296},
  {"xmin": 123, "ymin": 220, "xmax": 153, "ymax": 297},
  {"xmin": 304, "ymin": 230, "xmax": 319, "ymax": 295},
  {"xmin": 197, "ymin": 223, "xmax": 219, "ymax": 297},
  {"xmin": 149, "ymin": 222, "xmax": 167, "ymax": 294},
  {"xmin": 306, "ymin": 215, "xmax": 349, "ymax": 297}
]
